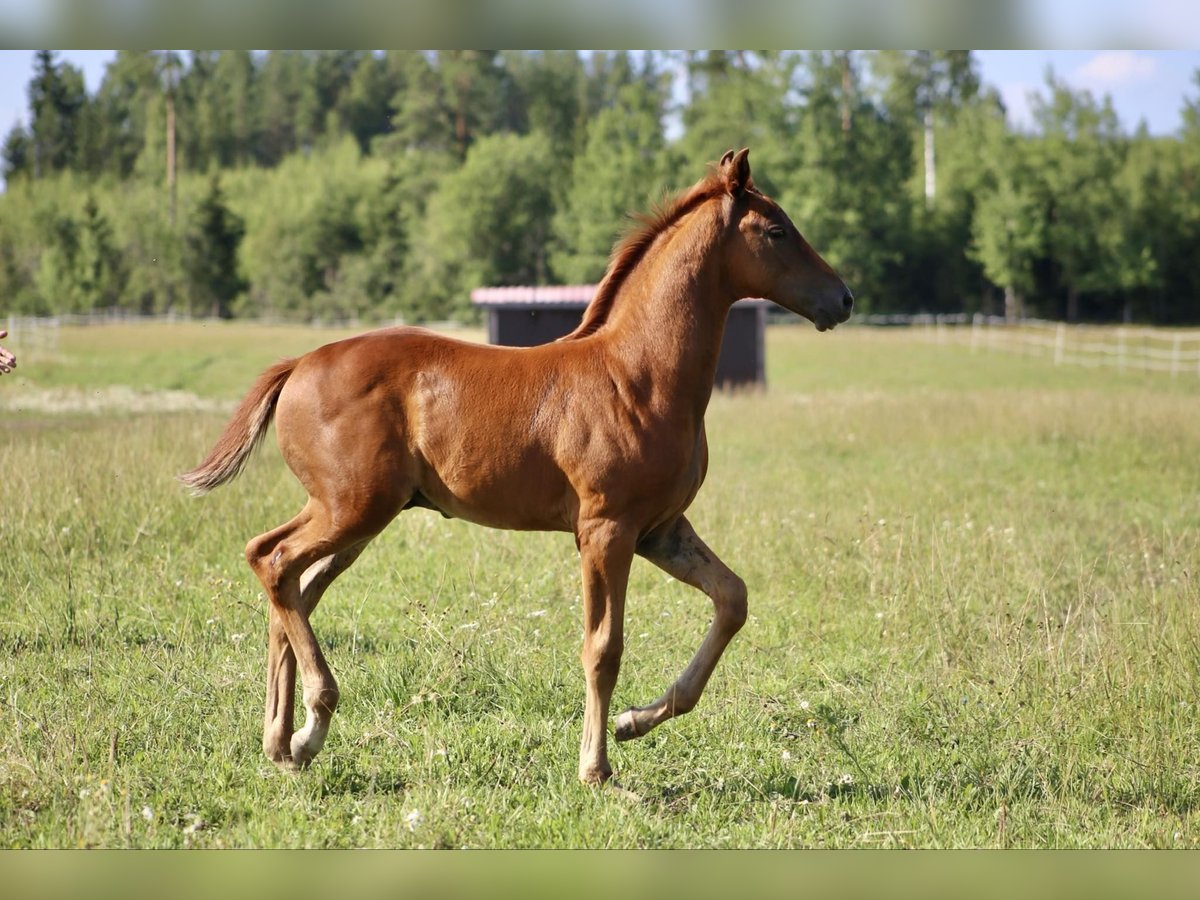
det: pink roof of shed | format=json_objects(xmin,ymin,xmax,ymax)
[{"xmin": 471, "ymin": 286, "xmax": 768, "ymax": 307}]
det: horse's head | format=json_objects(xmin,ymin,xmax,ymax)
[{"xmin": 718, "ymin": 148, "xmax": 853, "ymax": 331}]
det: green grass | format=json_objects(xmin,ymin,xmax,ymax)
[{"xmin": 2, "ymin": 321, "xmax": 1199, "ymax": 847}]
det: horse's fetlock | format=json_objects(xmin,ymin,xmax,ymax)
[{"xmin": 305, "ymin": 685, "xmax": 339, "ymax": 715}]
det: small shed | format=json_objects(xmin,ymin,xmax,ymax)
[{"xmin": 471, "ymin": 285, "xmax": 768, "ymax": 389}]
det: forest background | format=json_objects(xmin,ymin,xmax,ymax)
[{"xmin": 2, "ymin": 50, "xmax": 1198, "ymax": 325}]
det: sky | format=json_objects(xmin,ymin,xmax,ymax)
[{"xmin": 0, "ymin": 50, "xmax": 1198, "ymax": 147}]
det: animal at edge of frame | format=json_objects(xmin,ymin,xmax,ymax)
[
  {"xmin": 179, "ymin": 148, "xmax": 853, "ymax": 789},
  {"xmin": 0, "ymin": 330, "xmax": 16, "ymax": 375}
]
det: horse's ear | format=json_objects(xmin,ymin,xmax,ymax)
[{"xmin": 719, "ymin": 147, "xmax": 752, "ymax": 197}]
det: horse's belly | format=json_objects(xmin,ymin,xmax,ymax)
[{"xmin": 413, "ymin": 452, "xmax": 575, "ymax": 533}]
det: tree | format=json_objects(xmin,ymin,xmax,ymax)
[
  {"xmin": 551, "ymin": 82, "xmax": 670, "ymax": 284},
  {"xmin": 76, "ymin": 196, "xmax": 126, "ymax": 310},
  {"xmin": 184, "ymin": 176, "xmax": 246, "ymax": 317},
  {"xmin": 502, "ymin": 50, "xmax": 588, "ymax": 186},
  {"xmin": 780, "ymin": 52, "xmax": 913, "ymax": 313},
  {"xmin": 677, "ymin": 51, "xmax": 796, "ymax": 197},
  {"xmin": 2, "ymin": 124, "xmax": 32, "ymax": 183},
  {"xmin": 339, "ymin": 52, "xmax": 396, "ymax": 154},
  {"xmin": 1030, "ymin": 73, "xmax": 1126, "ymax": 321},
  {"xmin": 427, "ymin": 51, "xmax": 510, "ymax": 159},
  {"xmin": 215, "ymin": 51, "xmax": 258, "ymax": 166},
  {"xmin": 409, "ymin": 132, "xmax": 555, "ymax": 319},
  {"xmin": 28, "ymin": 50, "xmax": 87, "ymax": 177},
  {"xmin": 92, "ymin": 51, "xmax": 160, "ymax": 178},
  {"xmin": 35, "ymin": 211, "xmax": 83, "ymax": 311},
  {"xmin": 257, "ymin": 51, "xmax": 304, "ymax": 165},
  {"xmin": 873, "ymin": 51, "xmax": 979, "ymax": 207},
  {"xmin": 969, "ymin": 127, "xmax": 1046, "ymax": 320}
]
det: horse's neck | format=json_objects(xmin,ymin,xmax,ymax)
[{"xmin": 601, "ymin": 204, "xmax": 731, "ymax": 416}]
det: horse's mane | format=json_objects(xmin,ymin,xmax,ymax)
[{"xmin": 558, "ymin": 170, "xmax": 734, "ymax": 341}]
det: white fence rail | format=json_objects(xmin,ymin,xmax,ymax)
[
  {"xmin": 5, "ymin": 314, "xmax": 63, "ymax": 360},
  {"xmin": 856, "ymin": 314, "xmax": 1200, "ymax": 378},
  {"xmin": 6, "ymin": 311, "xmax": 1200, "ymax": 378}
]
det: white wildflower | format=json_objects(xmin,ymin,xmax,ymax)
[{"xmin": 183, "ymin": 814, "xmax": 206, "ymax": 836}]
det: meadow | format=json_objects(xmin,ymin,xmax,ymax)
[{"xmin": 1, "ymin": 320, "xmax": 1198, "ymax": 848}]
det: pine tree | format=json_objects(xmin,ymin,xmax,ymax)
[
  {"xmin": 28, "ymin": 50, "xmax": 87, "ymax": 177},
  {"xmin": 2, "ymin": 124, "xmax": 32, "ymax": 183},
  {"xmin": 94, "ymin": 50, "xmax": 161, "ymax": 177},
  {"xmin": 184, "ymin": 175, "xmax": 246, "ymax": 317},
  {"xmin": 76, "ymin": 196, "xmax": 126, "ymax": 310}
]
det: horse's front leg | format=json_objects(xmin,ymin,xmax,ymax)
[
  {"xmin": 615, "ymin": 515, "xmax": 747, "ymax": 742},
  {"xmin": 575, "ymin": 518, "xmax": 636, "ymax": 784}
]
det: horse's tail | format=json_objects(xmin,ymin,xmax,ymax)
[{"xmin": 178, "ymin": 357, "xmax": 297, "ymax": 495}]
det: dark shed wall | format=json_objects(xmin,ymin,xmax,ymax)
[
  {"xmin": 487, "ymin": 307, "xmax": 586, "ymax": 347},
  {"xmin": 484, "ymin": 303, "xmax": 766, "ymax": 388}
]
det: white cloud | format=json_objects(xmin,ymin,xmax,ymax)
[{"xmin": 1073, "ymin": 52, "xmax": 1158, "ymax": 90}]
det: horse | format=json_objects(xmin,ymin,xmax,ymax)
[{"xmin": 180, "ymin": 149, "xmax": 852, "ymax": 785}]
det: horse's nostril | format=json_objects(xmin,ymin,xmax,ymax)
[{"xmin": 842, "ymin": 291, "xmax": 854, "ymax": 313}]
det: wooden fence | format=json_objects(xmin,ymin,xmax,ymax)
[{"xmin": 859, "ymin": 314, "xmax": 1200, "ymax": 378}]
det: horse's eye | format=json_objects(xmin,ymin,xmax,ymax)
[{"xmin": 766, "ymin": 225, "xmax": 786, "ymax": 240}]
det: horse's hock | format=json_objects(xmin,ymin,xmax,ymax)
[{"xmin": 472, "ymin": 285, "xmax": 768, "ymax": 389}]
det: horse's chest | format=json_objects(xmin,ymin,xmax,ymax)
[{"xmin": 598, "ymin": 420, "xmax": 708, "ymax": 514}]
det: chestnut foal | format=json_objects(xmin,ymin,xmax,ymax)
[{"xmin": 181, "ymin": 149, "xmax": 852, "ymax": 784}]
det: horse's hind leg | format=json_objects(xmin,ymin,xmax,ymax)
[
  {"xmin": 247, "ymin": 502, "xmax": 375, "ymax": 769},
  {"xmin": 615, "ymin": 515, "xmax": 748, "ymax": 742},
  {"xmin": 260, "ymin": 534, "xmax": 368, "ymax": 766}
]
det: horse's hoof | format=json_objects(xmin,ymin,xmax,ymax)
[
  {"xmin": 613, "ymin": 709, "xmax": 641, "ymax": 742},
  {"xmin": 579, "ymin": 765, "xmax": 613, "ymax": 785}
]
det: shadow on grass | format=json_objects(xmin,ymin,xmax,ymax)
[{"xmin": 316, "ymin": 757, "xmax": 407, "ymax": 799}]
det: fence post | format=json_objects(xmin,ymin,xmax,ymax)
[
  {"xmin": 970, "ymin": 312, "xmax": 981, "ymax": 353},
  {"xmin": 1171, "ymin": 333, "xmax": 1182, "ymax": 378},
  {"xmin": 1116, "ymin": 327, "xmax": 1126, "ymax": 373},
  {"xmin": 1054, "ymin": 322, "xmax": 1065, "ymax": 366}
]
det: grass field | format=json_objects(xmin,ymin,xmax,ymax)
[{"xmin": 2, "ymin": 320, "xmax": 1198, "ymax": 848}]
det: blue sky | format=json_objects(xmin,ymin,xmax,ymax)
[{"xmin": 0, "ymin": 50, "xmax": 1198, "ymax": 144}]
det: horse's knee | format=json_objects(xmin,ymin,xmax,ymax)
[{"xmin": 582, "ymin": 634, "xmax": 624, "ymax": 680}]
